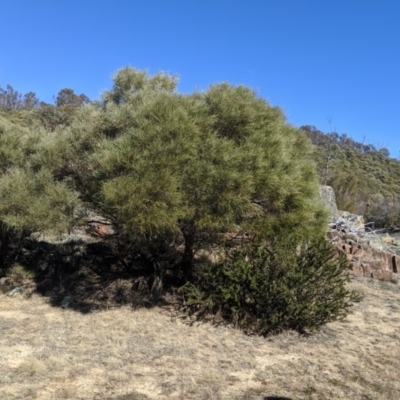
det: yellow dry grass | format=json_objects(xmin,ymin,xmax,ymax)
[{"xmin": 1, "ymin": 277, "xmax": 400, "ymax": 400}]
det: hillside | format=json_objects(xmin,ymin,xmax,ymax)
[{"xmin": 301, "ymin": 125, "xmax": 400, "ymax": 228}]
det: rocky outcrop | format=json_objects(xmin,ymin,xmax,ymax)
[
  {"xmin": 330, "ymin": 230, "xmax": 399, "ymax": 282},
  {"xmin": 321, "ymin": 185, "xmax": 399, "ymax": 282},
  {"xmin": 331, "ymin": 211, "xmax": 365, "ymax": 233}
]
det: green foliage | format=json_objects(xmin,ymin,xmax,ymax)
[
  {"xmin": 0, "ymin": 168, "xmax": 79, "ymax": 233},
  {"xmin": 34, "ymin": 88, "xmax": 90, "ymax": 131},
  {"xmin": 0, "ymin": 115, "xmax": 81, "ymax": 269},
  {"xmin": 102, "ymin": 66, "xmax": 178, "ymax": 105},
  {"xmin": 87, "ymin": 68, "xmax": 327, "ymax": 278},
  {"xmin": 180, "ymin": 235, "xmax": 362, "ymax": 335},
  {"xmin": 0, "ymin": 108, "xmax": 38, "ymax": 129},
  {"xmin": 55, "ymin": 88, "xmax": 89, "ymax": 107},
  {"xmin": 35, "ymin": 105, "xmax": 76, "ymax": 130}
]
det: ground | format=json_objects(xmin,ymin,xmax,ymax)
[{"xmin": 1, "ymin": 277, "xmax": 400, "ymax": 400}]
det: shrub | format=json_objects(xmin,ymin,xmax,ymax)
[
  {"xmin": 35, "ymin": 105, "xmax": 76, "ymax": 131},
  {"xmin": 179, "ymin": 235, "xmax": 362, "ymax": 335}
]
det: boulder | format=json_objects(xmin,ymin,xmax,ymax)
[
  {"xmin": 8, "ymin": 287, "xmax": 22, "ymax": 297},
  {"xmin": 330, "ymin": 212, "xmax": 365, "ymax": 234},
  {"xmin": 61, "ymin": 296, "xmax": 71, "ymax": 309},
  {"xmin": 332, "ymin": 231, "xmax": 399, "ymax": 281}
]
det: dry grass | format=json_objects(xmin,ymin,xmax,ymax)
[{"xmin": 1, "ymin": 277, "xmax": 400, "ymax": 399}]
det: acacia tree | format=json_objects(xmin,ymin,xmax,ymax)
[
  {"xmin": 74, "ymin": 67, "xmax": 328, "ymax": 280},
  {"xmin": 27, "ymin": 67, "xmax": 327, "ymax": 281}
]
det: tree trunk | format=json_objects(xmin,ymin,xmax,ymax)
[
  {"xmin": 181, "ymin": 220, "xmax": 196, "ymax": 282},
  {"xmin": 0, "ymin": 224, "xmax": 10, "ymax": 269}
]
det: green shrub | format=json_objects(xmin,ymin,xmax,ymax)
[
  {"xmin": 35, "ymin": 105, "xmax": 76, "ymax": 131},
  {"xmin": 180, "ymin": 235, "xmax": 362, "ymax": 335}
]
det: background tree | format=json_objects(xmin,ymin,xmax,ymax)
[
  {"xmin": 22, "ymin": 91, "xmax": 40, "ymax": 109},
  {"xmin": 0, "ymin": 84, "xmax": 22, "ymax": 111},
  {"xmin": 35, "ymin": 88, "xmax": 90, "ymax": 131},
  {"xmin": 0, "ymin": 85, "xmax": 40, "ymax": 111},
  {"xmin": 55, "ymin": 88, "xmax": 90, "ymax": 107}
]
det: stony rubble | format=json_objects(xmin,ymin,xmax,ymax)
[
  {"xmin": 327, "ymin": 209, "xmax": 399, "ymax": 282},
  {"xmin": 320, "ymin": 185, "xmax": 400, "ymax": 282}
]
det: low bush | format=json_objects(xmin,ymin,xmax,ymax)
[{"xmin": 179, "ymin": 235, "xmax": 362, "ymax": 335}]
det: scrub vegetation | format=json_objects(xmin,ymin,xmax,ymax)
[
  {"xmin": 0, "ymin": 68, "xmax": 365, "ymax": 336},
  {"xmin": 302, "ymin": 125, "xmax": 400, "ymax": 228}
]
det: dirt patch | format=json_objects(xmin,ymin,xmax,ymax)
[{"xmin": 1, "ymin": 277, "xmax": 400, "ymax": 399}]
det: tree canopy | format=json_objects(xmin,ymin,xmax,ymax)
[
  {"xmin": 3, "ymin": 67, "xmax": 325, "ymax": 279},
  {"xmin": 61, "ymin": 67, "xmax": 327, "ymax": 278},
  {"xmin": 0, "ymin": 68, "xmax": 364, "ymax": 334}
]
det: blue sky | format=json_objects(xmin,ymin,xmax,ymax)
[{"xmin": 1, "ymin": 0, "xmax": 399, "ymax": 156}]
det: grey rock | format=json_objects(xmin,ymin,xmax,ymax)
[
  {"xmin": 0, "ymin": 277, "xmax": 11, "ymax": 286},
  {"xmin": 8, "ymin": 287, "xmax": 22, "ymax": 297},
  {"xmin": 60, "ymin": 296, "xmax": 71, "ymax": 309},
  {"xmin": 37, "ymin": 260, "xmax": 50, "ymax": 271},
  {"xmin": 0, "ymin": 285, "xmax": 13, "ymax": 294},
  {"xmin": 331, "ymin": 212, "xmax": 365, "ymax": 234}
]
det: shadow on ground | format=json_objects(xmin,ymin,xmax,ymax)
[
  {"xmin": 8, "ymin": 238, "xmax": 175, "ymax": 313},
  {"xmin": 264, "ymin": 397, "xmax": 293, "ymax": 400}
]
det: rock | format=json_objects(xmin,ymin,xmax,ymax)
[
  {"xmin": 361, "ymin": 263, "xmax": 371, "ymax": 275},
  {"xmin": 333, "ymin": 232, "xmax": 398, "ymax": 281},
  {"xmin": 8, "ymin": 287, "xmax": 22, "ymax": 297},
  {"xmin": 0, "ymin": 277, "xmax": 11, "ymax": 286},
  {"xmin": 320, "ymin": 185, "xmax": 338, "ymax": 217},
  {"xmin": 60, "ymin": 296, "xmax": 71, "ymax": 309},
  {"xmin": 371, "ymin": 269, "xmax": 393, "ymax": 281},
  {"xmin": 325, "ymin": 185, "xmax": 399, "ymax": 282},
  {"xmin": 37, "ymin": 259, "xmax": 50, "ymax": 272},
  {"xmin": 87, "ymin": 222, "xmax": 115, "ymax": 236},
  {"xmin": 351, "ymin": 264, "xmax": 364, "ymax": 277},
  {"xmin": 331, "ymin": 212, "xmax": 365, "ymax": 233}
]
